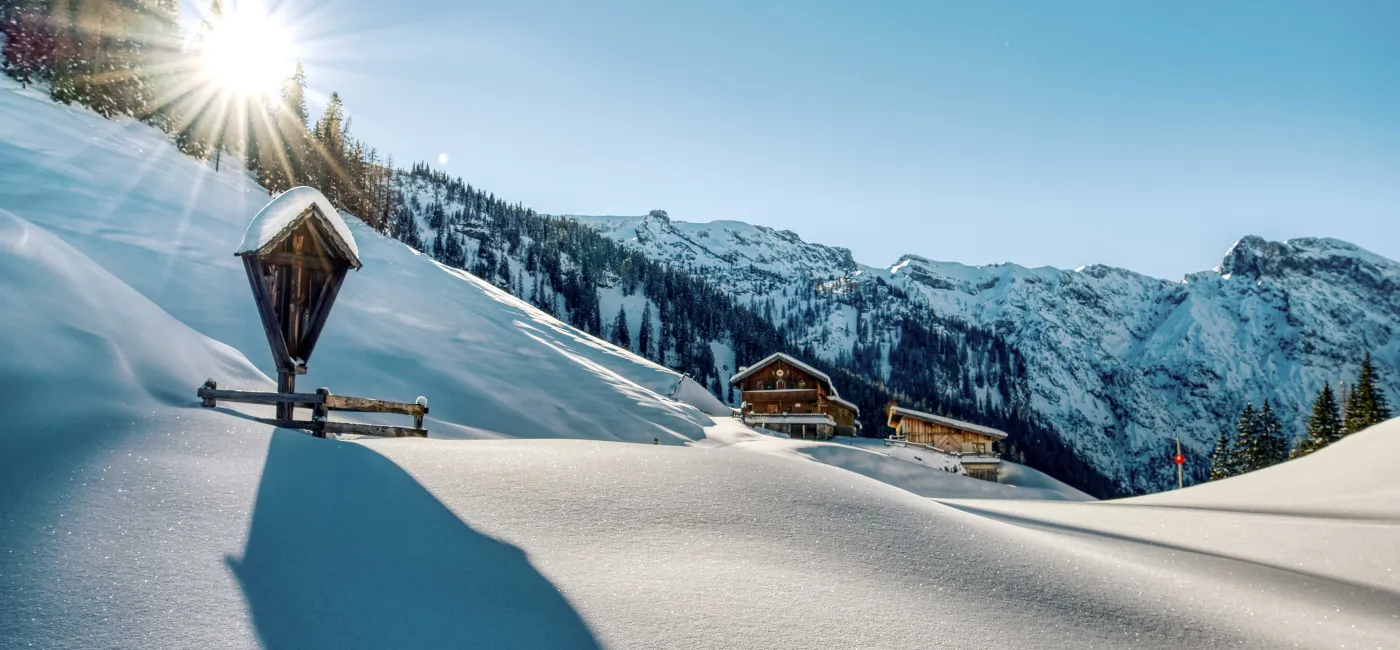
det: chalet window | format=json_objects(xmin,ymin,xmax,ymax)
[
  {"xmin": 797, "ymin": 380, "xmax": 807, "ymax": 388},
  {"xmin": 776, "ymin": 380, "xmax": 786, "ymax": 389},
  {"xmin": 974, "ymin": 443, "xmax": 987, "ymax": 455}
]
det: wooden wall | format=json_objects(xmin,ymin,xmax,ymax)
[
  {"xmin": 896, "ymin": 417, "xmax": 997, "ymax": 454},
  {"xmin": 739, "ymin": 360, "xmax": 856, "ymax": 432}
]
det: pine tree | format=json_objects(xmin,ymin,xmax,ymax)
[
  {"xmin": 281, "ymin": 63, "xmax": 309, "ymax": 129},
  {"xmin": 311, "ymin": 91, "xmax": 346, "ymax": 201},
  {"xmin": 1209, "ymin": 430, "xmax": 1234, "ymax": 480},
  {"xmin": 612, "ymin": 305, "xmax": 631, "ymax": 350},
  {"xmin": 1300, "ymin": 383, "xmax": 1342, "ymax": 455},
  {"xmin": 638, "ymin": 303, "xmax": 653, "ymax": 360},
  {"xmin": 1231, "ymin": 403, "xmax": 1258, "ymax": 474},
  {"xmin": 1254, "ymin": 400, "xmax": 1288, "ymax": 468},
  {"xmin": 1343, "ymin": 352, "xmax": 1392, "ymax": 434},
  {"xmin": 1, "ymin": 0, "xmax": 54, "ymax": 88}
]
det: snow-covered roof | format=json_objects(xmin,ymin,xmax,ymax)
[
  {"xmin": 888, "ymin": 406, "xmax": 1008, "ymax": 439},
  {"xmin": 236, "ymin": 187, "xmax": 361, "ymax": 268},
  {"xmin": 729, "ymin": 352, "xmax": 840, "ymax": 397},
  {"xmin": 827, "ymin": 395, "xmax": 860, "ymax": 415}
]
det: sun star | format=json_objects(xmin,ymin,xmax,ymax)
[{"xmin": 199, "ymin": 2, "xmax": 295, "ymax": 97}]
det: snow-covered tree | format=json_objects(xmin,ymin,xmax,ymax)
[
  {"xmin": 1299, "ymin": 383, "xmax": 1342, "ymax": 456},
  {"xmin": 1343, "ymin": 352, "xmax": 1392, "ymax": 435},
  {"xmin": 1209, "ymin": 430, "xmax": 1234, "ymax": 480},
  {"xmin": 1254, "ymin": 400, "xmax": 1288, "ymax": 468},
  {"xmin": 1230, "ymin": 403, "xmax": 1258, "ymax": 474}
]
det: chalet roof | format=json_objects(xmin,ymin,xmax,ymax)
[
  {"xmin": 888, "ymin": 406, "xmax": 1008, "ymax": 440},
  {"xmin": 237, "ymin": 187, "xmax": 362, "ymax": 268},
  {"xmin": 730, "ymin": 352, "xmax": 840, "ymax": 397},
  {"xmin": 827, "ymin": 395, "xmax": 860, "ymax": 415}
]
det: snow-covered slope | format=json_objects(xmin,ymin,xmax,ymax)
[
  {"xmin": 571, "ymin": 212, "xmax": 1400, "ymax": 493},
  {"xmin": 0, "ymin": 83, "xmax": 720, "ymax": 445},
  {"xmin": 3, "ymin": 78, "xmax": 1399, "ymax": 649}
]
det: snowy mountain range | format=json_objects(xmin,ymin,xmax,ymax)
[{"xmin": 571, "ymin": 211, "xmax": 1400, "ymax": 493}]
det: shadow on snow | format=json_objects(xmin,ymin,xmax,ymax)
[{"xmin": 227, "ymin": 430, "xmax": 601, "ymax": 649}]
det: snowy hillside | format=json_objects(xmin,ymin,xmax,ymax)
[
  {"xmin": 3, "ymin": 78, "xmax": 1400, "ymax": 650},
  {"xmin": 571, "ymin": 212, "xmax": 1400, "ymax": 493}
]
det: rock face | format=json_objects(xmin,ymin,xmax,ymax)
[{"xmin": 573, "ymin": 215, "xmax": 1400, "ymax": 494}]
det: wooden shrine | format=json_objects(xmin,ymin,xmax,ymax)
[{"xmin": 196, "ymin": 187, "xmax": 428, "ymax": 438}]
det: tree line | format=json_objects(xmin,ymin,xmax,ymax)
[{"xmin": 1210, "ymin": 352, "xmax": 1392, "ymax": 480}]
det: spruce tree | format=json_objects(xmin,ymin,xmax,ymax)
[
  {"xmin": 638, "ymin": 303, "xmax": 653, "ymax": 360},
  {"xmin": 1255, "ymin": 400, "xmax": 1288, "ymax": 468},
  {"xmin": 1343, "ymin": 352, "xmax": 1392, "ymax": 434},
  {"xmin": 1300, "ymin": 383, "xmax": 1342, "ymax": 455},
  {"xmin": 1, "ymin": 0, "xmax": 54, "ymax": 88},
  {"xmin": 1231, "ymin": 403, "xmax": 1259, "ymax": 474},
  {"xmin": 613, "ymin": 305, "xmax": 630, "ymax": 350},
  {"xmin": 281, "ymin": 63, "xmax": 309, "ymax": 129},
  {"xmin": 1209, "ymin": 430, "xmax": 1234, "ymax": 480}
]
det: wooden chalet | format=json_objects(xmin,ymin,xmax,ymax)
[
  {"xmin": 887, "ymin": 406, "xmax": 1007, "ymax": 482},
  {"xmin": 730, "ymin": 352, "xmax": 859, "ymax": 440}
]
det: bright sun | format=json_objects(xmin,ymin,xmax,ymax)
[{"xmin": 200, "ymin": 5, "xmax": 295, "ymax": 97}]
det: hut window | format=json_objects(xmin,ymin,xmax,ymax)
[
  {"xmin": 974, "ymin": 443, "xmax": 987, "ymax": 455},
  {"xmin": 776, "ymin": 380, "xmax": 786, "ymax": 389}
]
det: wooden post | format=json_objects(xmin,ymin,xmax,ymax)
[
  {"xmin": 277, "ymin": 371, "xmax": 296, "ymax": 422},
  {"xmin": 314, "ymin": 387, "xmax": 330, "ymax": 422},
  {"xmin": 1176, "ymin": 436, "xmax": 1184, "ymax": 490}
]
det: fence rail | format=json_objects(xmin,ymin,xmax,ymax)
[{"xmin": 197, "ymin": 381, "xmax": 428, "ymax": 438}]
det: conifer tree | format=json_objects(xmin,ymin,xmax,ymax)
[
  {"xmin": 1254, "ymin": 400, "xmax": 1288, "ymax": 467},
  {"xmin": 1209, "ymin": 430, "xmax": 1234, "ymax": 480},
  {"xmin": 1, "ymin": 0, "xmax": 54, "ymax": 88},
  {"xmin": 281, "ymin": 63, "xmax": 309, "ymax": 129},
  {"xmin": 1343, "ymin": 352, "xmax": 1392, "ymax": 434},
  {"xmin": 613, "ymin": 305, "xmax": 630, "ymax": 350},
  {"xmin": 1300, "ymin": 383, "xmax": 1342, "ymax": 455},
  {"xmin": 1231, "ymin": 403, "xmax": 1258, "ymax": 474},
  {"xmin": 638, "ymin": 303, "xmax": 653, "ymax": 360}
]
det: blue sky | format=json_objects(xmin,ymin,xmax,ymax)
[{"xmin": 249, "ymin": 0, "xmax": 1396, "ymax": 279}]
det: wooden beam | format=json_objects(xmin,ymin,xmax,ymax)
[
  {"xmin": 296, "ymin": 263, "xmax": 347, "ymax": 363},
  {"xmin": 260, "ymin": 251, "xmax": 334, "ymax": 271},
  {"xmin": 323, "ymin": 394, "xmax": 426, "ymax": 417},
  {"xmin": 322, "ymin": 421, "xmax": 427, "ymax": 438},
  {"xmin": 242, "ymin": 255, "xmax": 296, "ymax": 371},
  {"xmin": 197, "ymin": 387, "xmax": 326, "ymax": 406},
  {"xmin": 246, "ymin": 418, "xmax": 424, "ymax": 438}
]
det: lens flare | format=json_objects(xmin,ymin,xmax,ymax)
[{"xmin": 200, "ymin": 3, "xmax": 295, "ymax": 97}]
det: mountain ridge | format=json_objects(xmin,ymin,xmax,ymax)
[{"xmin": 565, "ymin": 211, "xmax": 1399, "ymax": 493}]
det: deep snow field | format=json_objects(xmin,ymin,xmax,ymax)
[{"xmin": 2, "ymin": 77, "xmax": 1398, "ymax": 649}]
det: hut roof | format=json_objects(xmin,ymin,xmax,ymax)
[
  {"xmin": 730, "ymin": 352, "xmax": 841, "ymax": 397},
  {"xmin": 237, "ymin": 187, "xmax": 361, "ymax": 268},
  {"xmin": 888, "ymin": 406, "xmax": 1008, "ymax": 439},
  {"xmin": 827, "ymin": 395, "xmax": 860, "ymax": 414}
]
